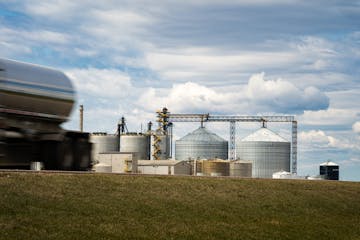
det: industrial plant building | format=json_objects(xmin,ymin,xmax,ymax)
[{"xmin": 89, "ymin": 107, "xmax": 333, "ymax": 180}]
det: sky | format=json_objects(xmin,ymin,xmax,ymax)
[{"xmin": 1, "ymin": 0, "xmax": 359, "ymax": 181}]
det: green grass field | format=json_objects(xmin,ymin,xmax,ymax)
[{"xmin": 0, "ymin": 172, "xmax": 359, "ymax": 240}]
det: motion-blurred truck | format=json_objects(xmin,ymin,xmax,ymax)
[{"xmin": 0, "ymin": 58, "xmax": 91, "ymax": 170}]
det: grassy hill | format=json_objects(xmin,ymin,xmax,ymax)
[{"xmin": 0, "ymin": 172, "xmax": 359, "ymax": 240}]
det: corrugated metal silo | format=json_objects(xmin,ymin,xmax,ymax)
[
  {"xmin": 202, "ymin": 159, "xmax": 230, "ymax": 176},
  {"xmin": 230, "ymin": 160, "xmax": 252, "ymax": 178},
  {"xmin": 175, "ymin": 127, "xmax": 228, "ymax": 160},
  {"xmin": 236, "ymin": 127, "xmax": 290, "ymax": 178},
  {"xmin": 90, "ymin": 133, "xmax": 119, "ymax": 162},
  {"xmin": 120, "ymin": 133, "xmax": 150, "ymax": 160}
]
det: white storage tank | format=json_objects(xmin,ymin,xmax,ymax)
[
  {"xmin": 120, "ymin": 133, "xmax": 150, "ymax": 160},
  {"xmin": 175, "ymin": 127, "xmax": 228, "ymax": 161},
  {"xmin": 90, "ymin": 133, "xmax": 119, "ymax": 163},
  {"xmin": 236, "ymin": 127, "xmax": 290, "ymax": 178}
]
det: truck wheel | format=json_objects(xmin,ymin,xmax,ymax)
[
  {"xmin": 56, "ymin": 138, "xmax": 74, "ymax": 170},
  {"xmin": 41, "ymin": 141, "xmax": 58, "ymax": 170},
  {"xmin": 74, "ymin": 139, "xmax": 91, "ymax": 171}
]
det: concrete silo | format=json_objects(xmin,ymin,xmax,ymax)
[
  {"xmin": 90, "ymin": 133, "xmax": 120, "ymax": 163},
  {"xmin": 175, "ymin": 127, "xmax": 228, "ymax": 160},
  {"xmin": 236, "ymin": 127, "xmax": 290, "ymax": 178}
]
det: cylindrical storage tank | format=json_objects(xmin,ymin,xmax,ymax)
[
  {"xmin": 230, "ymin": 160, "xmax": 252, "ymax": 178},
  {"xmin": 0, "ymin": 58, "xmax": 75, "ymax": 121},
  {"xmin": 191, "ymin": 160, "xmax": 204, "ymax": 176},
  {"xmin": 175, "ymin": 127, "xmax": 228, "ymax": 161},
  {"xmin": 236, "ymin": 127, "xmax": 290, "ymax": 178},
  {"xmin": 90, "ymin": 133, "xmax": 120, "ymax": 163},
  {"xmin": 320, "ymin": 161, "xmax": 339, "ymax": 180},
  {"xmin": 120, "ymin": 133, "xmax": 150, "ymax": 160},
  {"xmin": 202, "ymin": 160, "xmax": 230, "ymax": 176}
]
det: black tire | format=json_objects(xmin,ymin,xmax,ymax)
[
  {"xmin": 74, "ymin": 138, "xmax": 92, "ymax": 171},
  {"xmin": 56, "ymin": 138, "xmax": 74, "ymax": 170},
  {"xmin": 41, "ymin": 141, "xmax": 58, "ymax": 170}
]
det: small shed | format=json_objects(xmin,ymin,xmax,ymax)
[
  {"xmin": 320, "ymin": 161, "xmax": 339, "ymax": 180},
  {"xmin": 272, "ymin": 170, "xmax": 305, "ymax": 179},
  {"xmin": 95, "ymin": 152, "xmax": 139, "ymax": 173},
  {"xmin": 137, "ymin": 160, "xmax": 192, "ymax": 175}
]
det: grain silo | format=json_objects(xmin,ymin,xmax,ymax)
[
  {"xmin": 120, "ymin": 133, "xmax": 150, "ymax": 160},
  {"xmin": 175, "ymin": 127, "xmax": 228, "ymax": 160},
  {"xmin": 236, "ymin": 127, "xmax": 290, "ymax": 178},
  {"xmin": 90, "ymin": 133, "xmax": 119, "ymax": 162},
  {"xmin": 320, "ymin": 161, "xmax": 339, "ymax": 180}
]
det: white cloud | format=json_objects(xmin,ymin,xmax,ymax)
[
  {"xmin": 341, "ymin": 157, "xmax": 360, "ymax": 166},
  {"xmin": 146, "ymin": 50, "xmax": 300, "ymax": 78},
  {"xmin": 66, "ymin": 68, "xmax": 133, "ymax": 99},
  {"xmin": 25, "ymin": 0, "xmax": 77, "ymax": 19},
  {"xmin": 138, "ymin": 72, "xmax": 328, "ymax": 114},
  {"xmin": 245, "ymin": 73, "xmax": 329, "ymax": 112},
  {"xmin": 353, "ymin": 122, "xmax": 360, "ymax": 133},
  {"xmin": 300, "ymin": 108, "xmax": 358, "ymax": 126},
  {"xmin": 299, "ymin": 130, "xmax": 360, "ymax": 150},
  {"xmin": 0, "ymin": 27, "xmax": 70, "ymax": 45}
]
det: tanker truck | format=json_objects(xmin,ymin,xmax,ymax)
[{"xmin": 0, "ymin": 58, "xmax": 92, "ymax": 170}]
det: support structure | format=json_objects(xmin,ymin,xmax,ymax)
[
  {"xmin": 229, "ymin": 121, "xmax": 236, "ymax": 160},
  {"xmin": 166, "ymin": 113, "xmax": 297, "ymax": 173},
  {"xmin": 291, "ymin": 121, "xmax": 297, "ymax": 174},
  {"xmin": 79, "ymin": 105, "xmax": 83, "ymax": 132},
  {"xmin": 153, "ymin": 108, "xmax": 170, "ymax": 160}
]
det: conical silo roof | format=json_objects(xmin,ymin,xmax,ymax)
[
  {"xmin": 178, "ymin": 127, "xmax": 227, "ymax": 142},
  {"xmin": 320, "ymin": 161, "xmax": 338, "ymax": 166},
  {"xmin": 175, "ymin": 127, "xmax": 228, "ymax": 160},
  {"xmin": 241, "ymin": 127, "xmax": 288, "ymax": 142}
]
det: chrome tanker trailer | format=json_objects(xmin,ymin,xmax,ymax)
[{"xmin": 0, "ymin": 58, "xmax": 91, "ymax": 170}]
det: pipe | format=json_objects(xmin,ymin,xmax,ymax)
[{"xmin": 79, "ymin": 105, "xmax": 84, "ymax": 132}]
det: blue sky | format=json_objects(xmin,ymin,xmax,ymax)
[{"xmin": 1, "ymin": 0, "xmax": 359, "ymax": 180}]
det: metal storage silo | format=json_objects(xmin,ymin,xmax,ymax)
[
  {"xmin": 230, "ymin": 160, "xmax": 252, "ymax": 178},
  {"xmin": 175, "ymin": 127, "xmax": 228, "ymax": 161},
  {"xmin": 320, "ymin": 161, "xmax": 339, "ymax": 180},
  {"xmin": 202, "ymin": 159, "xmax": 230, "ymax": 176},
  {"xmin": 120, "ymin": 133, "xmax": 150, "ymax": 160},
  {"xmin": 90, "ymin": 133, "xmax": 119, "ymax": 162},
  {"xmin": 236, "ymin": 127, "xmax": 290, "ymax": 178}
]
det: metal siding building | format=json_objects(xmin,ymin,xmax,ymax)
[
  {"xmin": 95, "ymin": 152, "xmax": 139, "ymax": 173},
  {"xmin": 236, "ymin": 127, "xmax": 290, "ymax": 178},
  {"xmin": 175, "ymin": 127, "xmax": 228, "ymax": 160},
  {"xmin": 137, "ymin": 160, "xmax": 191, "ymax": 175}
]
